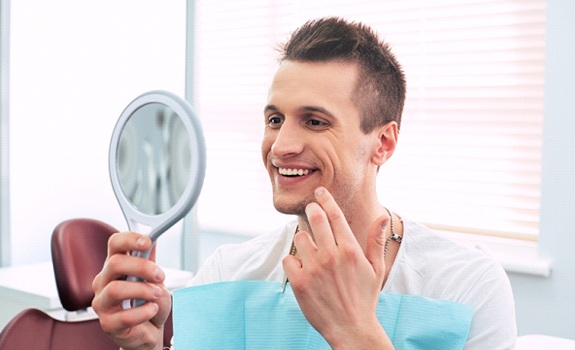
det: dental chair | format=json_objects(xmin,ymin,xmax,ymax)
[{"xmin": 0, "ymin": 218, "xmax": 173, "ymax": 349}]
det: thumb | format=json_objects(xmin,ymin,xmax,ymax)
[{"xmin": 366, "ymin": 215, "xmax": 389, "ymax": 282}]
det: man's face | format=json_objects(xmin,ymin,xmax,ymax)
[{"xmin": 262, "ymin": 60, "xmax": 376, "ymax": 216}]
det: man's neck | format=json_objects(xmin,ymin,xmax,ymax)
[{"xmin": 296, "ymin": 203, "xmax": 388, "ymax": 252}]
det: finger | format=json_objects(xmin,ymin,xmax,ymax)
[
  {"xmin": 107, "ymin": 232, "xmax": 153, "ymax": 256},
  {"xmin": 121, "ymin": 254, "xmax": 165, "ymax": 282},
  {"xmin": 118, "ymin": 281, "xmax": 165, "ymax": 305},
  {"xmin": 96, "ymin": 254, "xmax": 166, "ymax": 292},
  {"xmin": 282, "ymin": 254, "xmax": 302, "ymax": 279},
  {"xmin": 312, "ymin": 186, "xmax": 358, "ymax": 247},
  {"xmin": 304, "ymin": 202, "xmax": 337, "ymax": 250},
  {"xmin": 292, "ymin": 229, "xmax": 317, "ymax": 260},
  {"xmin": 97, "ymin": 280, "xmax": 166, "ymax": 310},
  {"xmin": 102, "ymin": 301, "xmax": 160, "ymax": 334},
  {"xmin": 365, "ymin": 215, "xmax": 389, "ymax": 280}
]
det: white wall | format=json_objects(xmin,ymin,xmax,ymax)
[
  {"xmin": 506, "ymin": 0, "xmax": 575, "ymax": 339},
  {"xmin": 5, "ymin": 0, "xmax": 186, "ymax": 268}
]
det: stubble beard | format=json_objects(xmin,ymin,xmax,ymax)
[
  {"xmin": 271, "ymin": 183, "xmax": 356, "ymax": 222},
  {"xmin": 272, "ymin": 190, "xmax": 313, "ymax": 217}
]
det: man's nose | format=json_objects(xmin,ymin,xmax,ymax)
[{"xmin": 270, "ymin": 121, "xmax": 304, "ymax": 157}]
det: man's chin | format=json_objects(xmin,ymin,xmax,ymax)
[{"xmin": 273, "ymin": 198, "xmax": 309, "ymax": 216}]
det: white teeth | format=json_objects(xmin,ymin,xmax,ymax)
[{"xmin": 279, "ymin": 168, "xmax": 310, "ymax": 176}]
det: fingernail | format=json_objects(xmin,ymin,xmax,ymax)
[
  {"xmin": 151, "ymin": 302, "xmax": 159, "ymax": 313},
  {"xmin": 154, "ymin": 267, "xmax": 165, "ymax": 281},
  {"xmin": 136, "ymin": 237, "xmax": 147, "ymax": 248},
  {"xmin": 315, "ymin": 187, "xmax": 325, "ymax": 197},
  {"xmin": 152, "ymin": 285, "xmax": 163, "ymax": 298}
]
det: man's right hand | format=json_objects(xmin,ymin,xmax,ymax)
[{"xmin": 92, "ymin": 232, "xmax": 171, "ymax": 350}]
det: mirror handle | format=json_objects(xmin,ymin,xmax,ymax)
[{"xmin": 122, "ymin": 248, "xmax": 153, "ymax": 309}]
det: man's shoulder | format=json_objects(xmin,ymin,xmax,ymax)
[
  {"xmin": 215, "ymin": 221, "xmax": 296, "ymax": 257},
  {"xmin": 402, "ymin": 219, "xmax": 499, "ymax": 270},
  {"xmin": 190, "ymin": 221, "xmax": 297, "ymax": 285},
  {"xmin": 389, "ymin": 218, "xmax": 508, "ymax": 298},
  {"xmin": 388, "ymin": 219, "xmax": 516, "ymax": 348}
]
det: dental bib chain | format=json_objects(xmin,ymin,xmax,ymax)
[
  {"xmin": 289, "ymin": 227, "xmax": 298, "ymax": 256},
  {"xmin": 383, "ymin": 207, "xmax": 403, "ymax": 257},
  {"xmin": 289, "ymin": 208, "xmax": 402, "ymax": 259},
  {"xmin": 282, "ymin": 211, "xmax": 401, "ymax": 292}
]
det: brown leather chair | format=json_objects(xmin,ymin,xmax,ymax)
[
  {"xmin": 0, "ymin": 307, "xmax": 118, "ymax": 350},
  {"xmin": 0, "ymin": 218, "xmax": 173, "ymax": 349}
]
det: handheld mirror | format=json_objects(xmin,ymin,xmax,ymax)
[{"xmin": 109, "ymin": 90, "xmax": 206, "ymax": 306}]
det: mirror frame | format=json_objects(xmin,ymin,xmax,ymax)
[{"xmin": 109, "ymin": 90, "xmax": 206, "ymax": 242}]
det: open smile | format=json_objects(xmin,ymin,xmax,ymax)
[{"xmin": 277, "ymin": 167, "xmax": 316, "ymax": 177}]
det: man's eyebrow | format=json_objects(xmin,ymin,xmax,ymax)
[
  {"xmin": 263, "ymin": 104, "xmax": 279, "ymax": 113},
  {"xmin": 299, "ymin": 106, "xmax": 334, "ymax": 118},
  {"xmin": 263, "ymin": 104, "xmax": 334, "ymax": 118}
]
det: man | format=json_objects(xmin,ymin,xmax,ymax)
[{"xmin": 92, "ymin": 17, "xmax": 517, "ymax": 349}]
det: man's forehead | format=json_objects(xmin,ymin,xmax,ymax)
[
  {"xmin": 273, "ymin": 59, "xmax": 359, "ymax": 78},
  {"xmin": 268, "ymin": 61, "xmax": 358, "ymax": 100}
]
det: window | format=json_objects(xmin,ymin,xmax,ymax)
[{"xmin": 194, "ymin": 0, "xmax": 545, "ymax": 241}]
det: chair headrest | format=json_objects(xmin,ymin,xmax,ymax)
[{"xmin": 51, "ymin": 219, "xmax": 117, "ymax": 311}]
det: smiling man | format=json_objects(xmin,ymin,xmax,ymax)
[
  {"xmin": 92, "ymin": 17, "xmax": 517, "ymax": 349},
  {"xmin": 264, "ymin": 59, "xmax": 383, "ymax": 218}
]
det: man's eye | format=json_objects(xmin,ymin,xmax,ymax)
[
  {"xmin": 268, "ymin": 116, "xmax": 282, "ymax": 125},
  {"xmin": 307, "ymin": 119, "xmax": 328, "ymax": 128}
]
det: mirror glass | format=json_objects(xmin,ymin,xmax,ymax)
[
  {"xmin": 109, "ymin": 90, "xmax": 206, "ymax": 246},
  {"xmin": 117, "ymin": 103, "xmax": 190, "ymax": 216}
]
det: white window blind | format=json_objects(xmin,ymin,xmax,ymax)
[{"xmin": 193, "ymin": 0, "xmax": 545, "ymax": 241}]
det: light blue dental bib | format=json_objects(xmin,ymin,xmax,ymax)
[{"xmin": 173, "ymin": 281, "xmax": 473, "ymax": 349}]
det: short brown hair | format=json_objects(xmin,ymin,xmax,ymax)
[{"xmin": 280, "ymin": 17, "xmax": 406, "ymax": 133}]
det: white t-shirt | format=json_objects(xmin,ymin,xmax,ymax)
[{"xmin": 189, "ymin": 219, "xmax": 517, "ymax": 349}]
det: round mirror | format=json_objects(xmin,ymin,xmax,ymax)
[
  {"xmin": 117, "ymin": 103, "xmax": 190, "ymax": 215},
  {"xmin": 109, "ymin": 90, "xmax": 206, "ymax": 245}
]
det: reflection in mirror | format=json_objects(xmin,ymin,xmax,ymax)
[
  {"xmin": 117, "ymin": 103, "xmax": 191, "ymax": 216},
  {"xmin": 109, "ymin": 90, "xmax": 205, "ymax": 247}
]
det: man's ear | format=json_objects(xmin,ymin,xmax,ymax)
[{"xmin": 371, "ymin": 121, "xmax": 398, "ymax": 166}]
